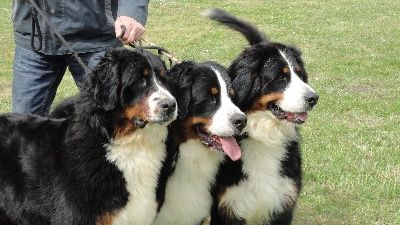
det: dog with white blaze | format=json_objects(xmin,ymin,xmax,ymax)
[
  {"xmin": 0, "ymin": 47, "xmax": 177, "ymax": 225},
  {"xmin": 154, "ymin": 61, "xmax": 247, "ymax": 225},
  {"xmin": 205, "ymin": 9, "xmax": 319, "ymax": 225}
]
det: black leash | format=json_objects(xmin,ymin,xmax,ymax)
[{"xmin": 28, "ymin": 0, "xmax": 92, "ymax": 75}]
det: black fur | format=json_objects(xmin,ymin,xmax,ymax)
[
  {"xmin": 0, "ymin": 47, "xmax": 175, "ymax": 225},
  {"xmin": 49, "ymin": 95, "xmax": 78, "ymax": 119}
]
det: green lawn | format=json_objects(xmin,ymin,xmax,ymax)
[{"xmin": 1, "ymin": 0, "xmax": 399, "ymax": 224}]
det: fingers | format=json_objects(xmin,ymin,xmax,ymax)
[
  {"xmin": 129, "ymin": 25, "xmax": 145, "ymax": 42},
  {"xmin": 115, "ymin": 16, "xmax": 145, "ymax": 45}
]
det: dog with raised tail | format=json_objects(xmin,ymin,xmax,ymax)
[{"xmin": 205, "ymin": 9, "xmax": 319, "ymax": 225}]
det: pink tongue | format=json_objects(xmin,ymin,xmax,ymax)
[
  {"xmin": 219, "ymin": 136, "xmax": 242, "ymax": 161},
  {"xmin": 297, "ymin": 112, "xmax": 309, "ymax": 121},
  {"xmin": 286, "ymin": 112, "xmax": 309, "ymax": 122}
]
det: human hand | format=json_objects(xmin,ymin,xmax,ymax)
[{"xmin": 115, "ymin": 16, "xmax": 145, "ymax": 44}]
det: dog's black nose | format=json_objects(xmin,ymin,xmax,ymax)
[
  {"xmin": 306, "ymin": 92, "xmax": 319, "ymax": 108},
  {"xmin": 231, "ymin": 113, "xmax": 247, "ymax": 132},
  {"xmin": 158, "ymin": 98, "xmax": 177, "ymax": 114}
]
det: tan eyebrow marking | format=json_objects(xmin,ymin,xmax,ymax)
[
  {"xmin": 295, "ymin": 66, "xmax": 301, "ymax": 73},
  {"xmin": 211, "ymin": 87, "xmax": 218, "ymax": 95},
  {"xmin": 143, "ymin": 69, "xmax": 149, "ymax": 76},
  {"xmin": 283, "ymin": 66, "xmax": 290, "ymax": 74}
]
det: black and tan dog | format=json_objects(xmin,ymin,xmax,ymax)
[
  {"xmin": 0, "ymin": 47, "xmax": 177, "ymax": 225},
  {"xmin": 154, "ymin": 61, "xmax": 247, "ymax": 225},
  {"xmin": 205, "ymin": 9, "xmax": 319, "ymax": 225}
]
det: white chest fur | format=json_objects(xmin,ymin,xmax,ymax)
[
  {"xmin": 106, "ymin": 125, "xmax": 168, "ymax": 225},
  {"xmin": 220, "ymin": 111, "xmax": 299, "ymax": 224},
  {"xmin": 153, "ymin": 139, "xmax": 225, "ymax": 225}
]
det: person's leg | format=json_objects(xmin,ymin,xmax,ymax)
[
  {"xmin": 12, "ymin": 46, "xmax": 66, "ymax": 116},
  {"xmin": 67, "ymin": 51, "xmax": 106, "ymax": 89}
]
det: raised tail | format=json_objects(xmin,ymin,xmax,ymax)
[{"xmin": 203, "ymin": 8, "xmax": 268, "ymax": 45}]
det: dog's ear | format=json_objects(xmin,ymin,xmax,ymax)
[
  {"xmin": 229, "ymin": 54, "xmax": 262, "ymax": 108},
  {"xmin": 166, "ymin": 61, "xmax": 196, "ymax": 119},
  {"xmin": 88, "ymin": 52, "xmax": 120, "ymax": 111}
]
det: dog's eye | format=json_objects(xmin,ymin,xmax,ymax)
[
  {"xmin": 139, "ymin": 77, "xmax": 147, "ymax": 87},
  {"xmin": 207, "ymin": 95, "xmax": 217, "ymax": 104},
  {"xmin": 277, "ymin": 73, "xmax": 287, "ymax": 81}
]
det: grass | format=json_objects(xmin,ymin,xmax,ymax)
[{"xmin": 1, "ymin": 0, "xmax": 399, "ymax": 224}]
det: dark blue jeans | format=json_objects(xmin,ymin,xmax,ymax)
[{"xmin": 12, "ymin": 46, "xmax": 105, "ymax": 116}]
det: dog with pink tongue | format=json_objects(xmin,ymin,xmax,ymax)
[{"xmin": 154, "ymin": 61, "xmax": 246, "ymax": 225}]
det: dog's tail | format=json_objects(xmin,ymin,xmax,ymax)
[{"xmin": 203, "ymin": 8, "xmax": 268, "ymax": 45}]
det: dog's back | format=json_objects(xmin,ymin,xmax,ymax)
[
  {"xmin": 0, "ymin": 114, "xmax": 68, "ymax": 224},
  {"xmin": 49, "ymin": 96, "xmax": 77, "ymax": 119}
]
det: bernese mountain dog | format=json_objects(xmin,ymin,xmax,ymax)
[
  {"xmin": 153, "ymin": 61, "xmax": 247, "ymax": 225},
  {"xmin": 0, "ymin": 47, "xmax": 177, "ymax": 225},
  {"xmin": 205, "ymin": 9, "xmax": 319, "ymax": 225}
]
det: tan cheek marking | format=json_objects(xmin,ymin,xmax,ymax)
[
  {"xmin": 159, "ymin": 70, "xmax": 165, "ymax": 77},
  {"xmin": 211, "ymin": 87, "xmax": 218, "ymax": 95},
  {"xmin": 248, "ymin": 93, "xmax": 284, "ymax": 112},
  {"xmin": 123, "ymin": 99, "xmax": 150, "ymax": 120},
  {"xmin": 114, "ymin": 98, "xmax": 150, "ymax": 138},
  {"xmin": 96, "ymin": 212, "xmax": 118, "ymax": 225},
  {"xmin": 182, "ymin": 117, "xmax": 212, "ymax": 140}
]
